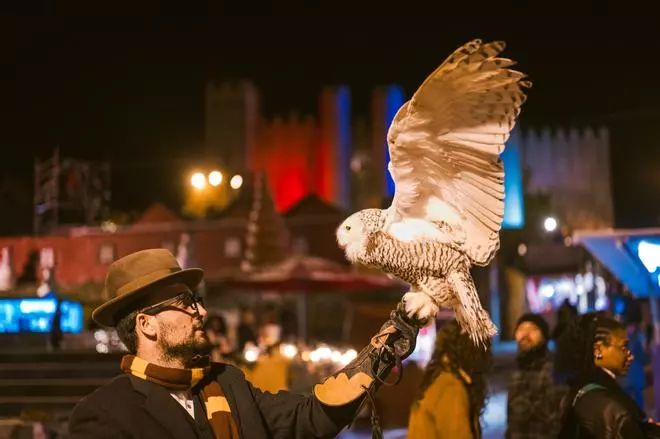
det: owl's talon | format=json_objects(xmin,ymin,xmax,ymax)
[{"xmin": 402, "ymin": 291, "xmax": 439, "ymax": 327}]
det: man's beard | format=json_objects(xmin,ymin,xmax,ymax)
[
  {"xmin": 158, "ymin": 321, "xmax": 212, "ymax": 365},
  {"xmin": 516, "ymin": 342, "xmax": 548, "ymax": 370}
]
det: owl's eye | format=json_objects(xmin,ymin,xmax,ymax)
[{"xmin": 345, "ymin": 225, "xmax": 351, "ymax": 231}]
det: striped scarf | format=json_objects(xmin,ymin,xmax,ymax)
[{"xmin": 121, "ymin": 355, "xmax": 239, "ymax": 439}]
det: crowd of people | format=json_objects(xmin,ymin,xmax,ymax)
[
  {"xmin": 407, "ymin": 300, "xmax": 657, "ymax": 439},
  {"xmin": 202, "ymin": 306, "xmax": 287, "ymax": 363}
]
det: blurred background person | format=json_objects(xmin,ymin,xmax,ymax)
[
  {"xmin": 506, "ymin": 313, "xmax": 567, "ymax": 439},
  {"xmin": 259, "ymin": 305, "xmax": 282, "ymax": 349},
  {"xmin": 407, "ymin": 319, "xmax": 492, "ymax": 439},
  {"xmin": 236, "ymin": 307, "xmax": 258, "ymax": 354},
  {"xmin": 204, "ymin": 313, "xmax": 232, "ymax": 362},
  {"xmin": 552, "ymin": 298, "xmax": 578, "ymax": 342}
]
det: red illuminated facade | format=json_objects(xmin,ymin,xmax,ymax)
[{"xmin": 205, "ymin": 83, "xmax": 356, "ymax": 213}]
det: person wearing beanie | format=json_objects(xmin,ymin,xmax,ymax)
[{"xmin": 505, "ymin": 313, "xmax": 567, "ymax": 439}]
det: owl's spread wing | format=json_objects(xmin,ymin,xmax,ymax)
[{"xmin": 385, "ymin": 39, "xmax": 530, "ymax": 266}]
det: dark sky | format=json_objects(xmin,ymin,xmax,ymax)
[{"xmin": 1, "ymin": 14, "xmax": 658, "ymax": 228}]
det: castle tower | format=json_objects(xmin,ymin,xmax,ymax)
[
  {"xmin": 318, "ymin": 86, "xmax": 352, "ymax": 210},
  {"xmin": 204, "ymin": 81, "xmax": 260, "ymax": 174}
]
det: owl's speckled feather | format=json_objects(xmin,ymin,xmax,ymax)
[{"xmin": 337, "ymin": 39, "xmax": 530, "ymax": 346}]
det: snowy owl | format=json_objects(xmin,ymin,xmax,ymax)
[{"xmin": 336, "ymin": 39, "xmax": 530, "ymax": 345}]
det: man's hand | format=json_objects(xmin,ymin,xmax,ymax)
[{"xmin": 313, "ymin": 301, "xmax": 420, "ymax": 406}]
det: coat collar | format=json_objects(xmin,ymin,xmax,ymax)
[
  {"xmin": 578, "ymin": 367, "xmax": 646, "ymax": 420},
  {"xmin": 129, "ymin": 375, "xmax": 200, "ymax": 439}
]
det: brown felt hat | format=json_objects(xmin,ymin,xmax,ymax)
[{"xmin": 92, "ymin": 248, "xmax": 204, "ymax": 328}]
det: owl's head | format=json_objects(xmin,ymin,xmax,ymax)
[{"xmin": 336, "ymin": 209, "xmax": 385, "ymax": 251}]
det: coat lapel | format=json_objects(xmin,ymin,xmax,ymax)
[{"xmin": 130, "ymin": 375, "xmax": 199, "ymax": 439}]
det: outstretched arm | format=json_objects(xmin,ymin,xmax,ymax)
[
  {"xmin": 249, "ymin": 304, "xmax": 419, "ymax": 439},
  {"xmin": 248, "ymin": 381, "xmax": 364, "ymax": 439}
]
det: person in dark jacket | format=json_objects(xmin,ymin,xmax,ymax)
[
  {"xmin": 68, "ymin": 249, "xmax": 419, "ymax": 439},
  {"xmin": 505, "ymin": 313, "xmax": 567, "ymax": 439},
  {"xmin": 552, "ymin": 299, "xmax": 578, "ymax": 342},
  {"xmin": 554, "ymin": 312, "xmax": 660, "ymax": 438}
]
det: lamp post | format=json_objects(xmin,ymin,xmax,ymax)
[
  {"xmin": 184, "ymin": 169, "xmax": 244, "ymax": 219},
  {"xmin": 543, "ymin": 216, "xmax": 558, "ymax": 233},
  {"xmin": 191, "ymin": 172, "xmax": 206, "ymax": 190},
  {"xmin": 208, "ymin": 171, "xmax": 223, "ymax": 187}
]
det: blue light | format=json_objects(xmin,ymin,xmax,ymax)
[
  {"xmin": 629, "ymin": 237, "xmax": 660, "ymax": 290},
  {"xmin": 384, "ymin": 87, "xmax": 406, "ymax": 198},
  {"xmin": 337, "ymin": 86, "xmax": 352, "ymax": 209},
  {"xmin": 0, "ymin": 298, "xmax": 84, "ymax": 333},
  {"xmin": 613, "ymin": 296, "xmax": 626, "ymax": 316},
  {"xmin": 501, "ymin": 127, "xmax": 525, "ymax": 229}
]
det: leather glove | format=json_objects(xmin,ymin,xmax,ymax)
[{"xmin": 313, "ymin": 301, "xmax": 419, "ymax": 406}]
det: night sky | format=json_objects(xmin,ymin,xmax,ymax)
[{"xmin": 1, "ymin": 14, "xmax": 658, "ymax": 229}]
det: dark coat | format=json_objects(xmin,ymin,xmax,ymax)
[
  {"xmin": 506, "ymin": 355, "xmax": 567, "ymax": 439},
  {"xmin": 558, "ymin": 368, "xmax": 660, "ymax": 439},
  {"xmin": 68, "ymin": 363, "xmax": 360, "ymax": 439}
]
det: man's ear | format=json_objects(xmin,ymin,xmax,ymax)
[{"xmin": 135, "ymin": 313, "xmax": 157, "ymax": 338}]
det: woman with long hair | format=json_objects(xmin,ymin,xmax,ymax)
[
  {"xmin": 554, "ymin": 312, "xmax": 660, "ymax": 438},
  {"xmin": 407, "ymin": 319, "xmax": 493, "ymax": 439}
]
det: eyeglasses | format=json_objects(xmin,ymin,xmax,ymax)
[{"xmin": 140, "ymin": 291, "xmax": 204, "ymax": 316}]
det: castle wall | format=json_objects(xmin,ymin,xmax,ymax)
[
  {"xmin": 521, "ymin": 126, "xmax": 613, "ymax": 231},
  {"xmin": 253, "ymin": 114, "xmax": 318, "ymax": 212},
  {"xmin": 204, "ymin": 81, "xmax": 260, "ymax": 173}
]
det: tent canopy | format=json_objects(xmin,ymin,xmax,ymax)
[{"xmin": 574, "ymin": 228, "xmax": 660, "ymax": 298}]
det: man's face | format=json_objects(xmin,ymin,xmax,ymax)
[
  {"xmin": 514, "ymin": 321, "xmax": 545, "ymax": 352},
  {"xmin": 146, "ymin": 292, "xmax": 210, "ymax": 363}
]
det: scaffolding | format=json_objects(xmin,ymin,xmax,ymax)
[{"xmin": 33, "ymin": 148, "xmax": 111, "ymax": 235}]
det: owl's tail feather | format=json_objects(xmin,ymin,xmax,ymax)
[{"xmin": 445, "ymin": 272, "xmax": 497, "ymax": 348}]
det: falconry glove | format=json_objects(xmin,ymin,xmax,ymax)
[{"xmin": 313, "ymin": 302, "xmax": 419, "ymax": 438}]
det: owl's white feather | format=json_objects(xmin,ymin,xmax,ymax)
[
  {"xmin": 336, "ymin": 39, "xmax": 529, "ymax": 345},
  {"xmin": 385, "ymin": 39, "xmax": 530, "ymax": 266}
]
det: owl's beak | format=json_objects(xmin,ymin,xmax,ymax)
[{"xmin": 336, "ymin": 229, "xmax": 347, "ymax": 249}]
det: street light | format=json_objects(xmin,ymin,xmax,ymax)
[
  {"xmin": 543, "ymin": 216, "xmax": 558, "ymax": 233},
  {"xmin": 208, "ymin": 170, "xmax": 223, "ymax": 187},
  {"xmin": 230, "ymin": 174, "xmax": 243, "ymax": 189},
  {"xmin": 191, "ymin": 172, "xmax": 206, "ymax": 190}
]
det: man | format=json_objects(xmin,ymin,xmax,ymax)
[
  {"xmin": 68, "ymin": 249, "xmax": 418, "ymax": 439},
  {"xmin": 505, "ymin": 313, "xmax": 567, "ymax": 439}
]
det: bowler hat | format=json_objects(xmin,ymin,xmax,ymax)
[{"xmin": 92, "ymin": 249, "xmax": 204, "ymax": 327}]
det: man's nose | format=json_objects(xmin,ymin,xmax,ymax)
[{"xmin": 196, "ymin": 303, "xmax": 208, "ymax": 318}]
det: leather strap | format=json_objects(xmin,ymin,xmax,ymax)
[{"xmin": 572, "ymin": 383, "xmax": 606, "ymax": 407}]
